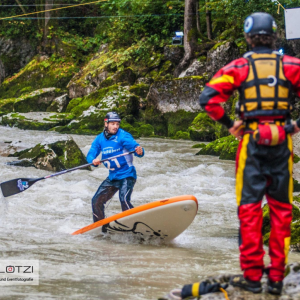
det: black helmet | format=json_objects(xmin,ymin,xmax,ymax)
[
  {"xmin": 244, "ymin": 12, "xmax": 277, "ymax": 36},
  {"xmin": 104, "ymin": 112, "xmax": 121, "ymax": 123}
]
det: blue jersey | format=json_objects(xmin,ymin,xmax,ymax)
[{"xmin": 86, "ymin": 128, "xmax": 144, "ymax": 180}]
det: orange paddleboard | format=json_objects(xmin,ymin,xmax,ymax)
[{"xmin": 72, "ymin": 195, "xmax": 198, "ymax": 241}]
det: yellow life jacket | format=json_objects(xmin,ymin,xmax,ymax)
[{"xmin": 239, "ymin": 52, "xmax": 292, "ymax": 119}]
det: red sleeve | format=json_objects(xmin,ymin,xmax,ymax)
[
  {"xmin": 199, "ymin": 57, "xmax": 249, "ymax": 127},
  {"xmin": 283, "ymin": 55, "xmax": 300, "ymax": 97}
]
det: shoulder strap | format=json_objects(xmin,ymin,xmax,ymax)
[
  {"xmin": 247, "ymin": 55, "xmax": 261, "ymax": 109},
  {"xmin": 272, "ymin": 50, "xmax": 283, "ymax": 56},
  {"xmin": 243, "ymin": 51, "xmax": 255, "ymax": 58}
]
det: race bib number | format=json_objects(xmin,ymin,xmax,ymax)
[{"xmin": 103, "ymin": 158, "xmax": 121, "ymax": 171}]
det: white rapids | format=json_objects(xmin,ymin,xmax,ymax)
[{"xmin": 0, "ymin": 126, "xmax": 299, "ymax": 300}]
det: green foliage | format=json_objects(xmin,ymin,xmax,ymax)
[
  {"xmin": 262, "ymin": 204, "xmax": 270, "ymax": 236},
  {"xmin": 120, "ymin": 121, "xmax": 139, "ymax": 138},
  {"xmin": 165, "ymin": 110, "xmax": 197, "ymax": 138},
  {"xmin": 66, "ymin": 98, "xmax": 83, "ymax": 113},
  {"xmin": 189, "ymin": 112, "xmax": 216, "ymax": 141},
  {"xmin": 56, "ymin": 85, "xmax": 142, "ymax": 135},
  {"xmin": 263, "ymin": 200, "xmax": 300, "ymax": 247},
  {"xmin": 173, "ymin": 131, "xmax": 190, "ymax": 140},
  {"xmin": 294, "ymin": 195, "xmax": 300, "ymax": 204},
  {"xmin": 144, "ymin": 106, "xmax": 168, "ymax": 136},
  {"xmin": 188, "ymin": 112, "xmax": 228, "ymax": 141},
  {"xmin": 99, "ymin": 0, "xmax": 184, "ymax": 48},
  {"xmin": 294, "ymin": 178, "xmax": 300, "ymax": 192},
  {"xmin": 0, "ymin": 0, "xmax": 104, "ymax": 41},
  {"xmin": 0, "ymin": 54, "xmax": 78, "ymax": 99},
  {"xmin": 294, "ymin": 154, "xmax": 300, "ymax": 164},
  {"xmin": 65, "ymin": 85, "xmax": 122, "ymax": 117},
  {"xmin": 59, "ymin": 32, "xmax": 103, "ymax": 55},
  {"xmin": 196, "ymin": 135, "xmax": 239, "ymax": 160},
  {"xmin": 200, "ymin": 0, "xmax": 300, "ymax": 41},
  {"xmin": 3, "ymin": 0, "xmax": 300, "ymax": 143},
  {"xmin": 129, "ymin": 84, "xmax": 150, "ymax": 98},
  {"xmin": 138, "ymin": 124, "xmax": 154, "ymax": 137},
  {"xmin": 291, "ymin": 220, "xmax": 300, "ymax": 250},
  {"xmin": 0, "ymin": 88, "xmax": 65, "ymax": 113},
  {"xmin": 1, "ymin": 0, "xmax": 299, "ymax": 54},
  {"xmin": 192, "ymin": 143, "xmax": 206, "ymax": 149}
]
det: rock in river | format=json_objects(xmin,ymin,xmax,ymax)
[
  {"xmin": 1, "ymin": 112, "xmax": 74, "ymax": 131},
  {"xmin": 206, "ymin": 41, "xmax": 240, "ymax": 78},
  {"xmin": 147, "ymin": 76, "xmax": 206, "ymax": 113},
  {"xmin": 8, "ymin": 136, "xmax": 90, "ymax": 172}
]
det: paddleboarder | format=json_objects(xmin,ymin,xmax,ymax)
[
  {"xmin": 87, "ymin": 112, "xmax": 144, "ymax": 223},
  {"xmin": 200, "ymin": 12, "xmax": 300, "ymax": 295}
]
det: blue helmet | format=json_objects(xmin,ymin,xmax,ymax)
[
  {"xmin": 244, "ymin": 12, "xmax": 277, "ymax": 36},
  {"xmin": 104, "ymin": 112, "xmax": 121, "ymax": 123}
]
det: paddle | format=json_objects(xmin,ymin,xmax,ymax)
[{"xmin": 0, "ymin": 151, "xmax": 135, "ymax": 197}]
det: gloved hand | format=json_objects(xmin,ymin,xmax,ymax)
[{"xmin": 181, "ymin": 281, "xmax": 228, "ymax": 299}]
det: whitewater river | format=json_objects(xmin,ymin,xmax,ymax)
[{"xmin": 0, "ymin": 126, "xmax": 299, "ymax": 300}]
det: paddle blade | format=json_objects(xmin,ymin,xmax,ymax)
[{"xmin": 0, "ymin": 178, "xmax": 41, "ymax": 197}]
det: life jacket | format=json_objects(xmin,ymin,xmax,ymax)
[{"xmin": 239, "ymin": 51, "xmax": 293, "ymax": 119}]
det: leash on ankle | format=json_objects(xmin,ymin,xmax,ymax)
[{"xmin": 220, "ymin": 287, "xmax": 230, "ymax": 300}]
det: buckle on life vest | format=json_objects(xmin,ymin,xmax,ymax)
[{"xmin": 253, "ymin": 124, "xmax": 286, "ymax": 146}]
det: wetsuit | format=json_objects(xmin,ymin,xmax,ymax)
[
  {"xmin": 199, "ymin": 46, "xmax": 300, "ymax": 282},
  {"xmin": 87, "ymin": 128, "xmax": 144, "ymax": 222}
]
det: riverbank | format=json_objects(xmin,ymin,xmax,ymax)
[{"xmin": 1, "ymin": 37, "xmax": 298, "ymax": 143}]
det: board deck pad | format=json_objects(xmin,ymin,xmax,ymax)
[{"xmin": 72, "ymin": 195, "xmax": 198, "ymax": 241}]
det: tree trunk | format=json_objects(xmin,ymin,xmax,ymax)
[
  {"xmin": 15, "ymin": 0, "xmax": 26, "ymax": 14},
  {"xmin": 44, "ymin": 0, "xmax": 54, "ymax": 46},
  {"xmin": 206, "ymin": 1, "xmax": 212, "ymax": 40},
  {"xmin": 196, "ymin": 0, "xmax": 200, "ymax": 34},
  {"xmin": 36, "ymin": 0, "xmax": 44, "ymax": 40},
  {"xmin": 174, "ymin": 0, "xmax": 198, "ymax": 77},
  {"xmin": 42, "ymin": 0, "xmax": 60, "ymax": 54}
]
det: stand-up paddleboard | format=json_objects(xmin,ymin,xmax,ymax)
[{"xmin": 72, "ymin": 195, "xmax": 198, "ymax": 241}]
